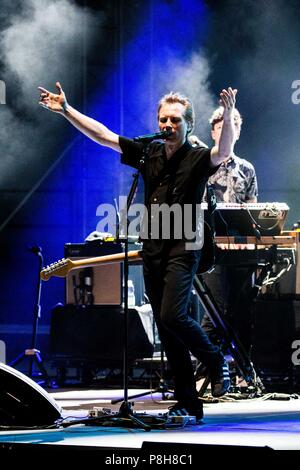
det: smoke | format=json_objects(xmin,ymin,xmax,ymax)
[
  {"xmin": 2, "ymin": 0, "xmax": 91, "ymax": 96},
  {"xmin": 0, "ymin": 0, "xmax": 101, "ymax": 191},
  {"xmin": 164, "ymin": 52, "xmax": 215, "ymax": 142},
  {"xmin": 144, "ymin": 51, "xmax": 215, "ymax": 145}
]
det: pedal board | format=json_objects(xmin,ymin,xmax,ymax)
[
  {"xmin": 87, "ymin": 407, "xmax": 197, "ymax": 427},
  {"xmin": 164, "ymin": 414, "xmax": 197, "ymax": 426}
]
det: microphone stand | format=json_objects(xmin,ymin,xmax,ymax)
[
  {"xmin": 10, "ymin": 246, "xmax": 50, "ymax": 387},
  {"xmin": 100, "ymin": 143, "xmax": 152, "ymax": 430}
]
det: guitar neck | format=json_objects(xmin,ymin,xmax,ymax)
[
  {"xmin": 71, "ymin": 249, "xmax": 143, "ymax": 270},
  {"xmin": 40, "ymin": 249, "xmax": 143, "ymax": 281}
]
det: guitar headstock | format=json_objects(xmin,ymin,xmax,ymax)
[{"xmin": 40, "ymin": 258, "xmax": 74, "ymax": 281}]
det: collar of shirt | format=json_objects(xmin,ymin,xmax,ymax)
[{"xmin": 149, "ymin": 139, "xmax": 192, "ymax": 167}]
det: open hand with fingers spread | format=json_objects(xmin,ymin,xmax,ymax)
[
  {"xmin": 38, "ymin": 81, "xmax": 67, "ymax": 113},
  {"xmin": 219, "ymin": 87, "xmax": 237, "ymax": 117}
]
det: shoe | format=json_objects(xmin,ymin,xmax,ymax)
[
  {"xmin": 166, "ymin": 401, "xmax": 203, "ymax": 424},
  {"xmin": 209, "ymin": 356, "xmax": 231, "ymax": 397}
]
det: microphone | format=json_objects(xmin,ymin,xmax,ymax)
[{"xmin": 133, "ymin": 130, "xmax": 172, "ymax": 143}]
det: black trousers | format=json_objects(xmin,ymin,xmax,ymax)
[{"xmin": 143, "ymin": 250, "xmax": 219, "ymax": 404}]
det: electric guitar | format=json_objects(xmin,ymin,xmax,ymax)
[
  {"xmin": 40, "ymin": 250, "xmax": 143, "ymax": 281},
  {"xmin": 40, "ymin": 235, "xmax": 216, "ymax": 281},
  {"xmin": 41, "ymin": 185, "xmax": 217, "ymax": 282}
]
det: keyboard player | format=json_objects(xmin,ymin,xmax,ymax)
[{"xmin": 197, "ymin": 105, "xmax": 258, "ymax": 375}]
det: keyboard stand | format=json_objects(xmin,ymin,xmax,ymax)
[{"xmin": 193, "ymin": 274, "xmax": 265, "ymax": 395}]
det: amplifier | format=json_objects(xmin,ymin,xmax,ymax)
[
  {"xmin": 64, "ymin": 241, "xmax": 122, "ymax": 306},
  {"xmin": 50, "ymin": 304, "xmax": 154, "ymax": 364}
]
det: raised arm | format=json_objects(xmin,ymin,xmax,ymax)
[
  {"xmin": 38, "ymin": 82, "xmax": 121, "ymax": 152},
  {"xmin": 210, "ymin": 87, "xmax": 237, "ymax": 167}
]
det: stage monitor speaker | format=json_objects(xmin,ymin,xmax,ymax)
[
  {"xmin": 50, "ymin": 304, "xmax": 154, "ymax": 365},
  {"xmin": 0, "ymin": 363, "xmax": 62, "ymax": 427}
]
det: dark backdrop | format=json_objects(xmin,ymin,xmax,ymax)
[{"xmin": 0, "ymin": 0, "xmax": 299, "ymax": 368}]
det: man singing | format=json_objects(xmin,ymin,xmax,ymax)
[{"xmin": 39, "ymin": 83, "xmax": 237, "ymax": 422}]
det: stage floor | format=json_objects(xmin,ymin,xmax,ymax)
[{"xmin": 1, "ymin": 386, "xmax": 300, "ymax": 460}]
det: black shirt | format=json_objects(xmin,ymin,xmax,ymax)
[{"xmin": 119, "ymin": 136, "xmax": 216, "ymax": 258}]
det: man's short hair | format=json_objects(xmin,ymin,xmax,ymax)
[
  {"xmin": 209, "ymin": 106, "xmax": 243, "ymax": 132},
  {"xmin": 157, "ymin": 92, "xmax": 195, "ymax": 134}
]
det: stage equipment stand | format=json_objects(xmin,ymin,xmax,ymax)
[
  {"xmin": 111, "ymin": 342, "xmax": 174, "ymax": 404},
  {"xmin": 111, "ymin": 167, "xmax": 151, "ymax": 430},
  {"xmin": 9, "ymin": 246, "xmax": 51, "ymax": 387},
  {"xmin": 193, "ymin": 274, "xmax": 265, "ymax": 396}
]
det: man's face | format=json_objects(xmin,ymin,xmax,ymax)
[
  {"xmin": 158, "ymin": 102, "xmax": 189, "ymax": 145},
  {"xmin": 211, "ymin": 120, "xmax": 240, "ymax": 145}
]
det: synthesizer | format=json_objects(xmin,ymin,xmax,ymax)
[{"xmin": 201, "ymin": 202, "xmax": 290, "ymax": 237}]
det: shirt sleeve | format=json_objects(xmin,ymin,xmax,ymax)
[
  {"xmin": 195, "ymin": 147, "xmax": 221, "ymax": 178},
  {"xmin": 119, "ymin": 136, "xmax": 144, "ymax": 169}
]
